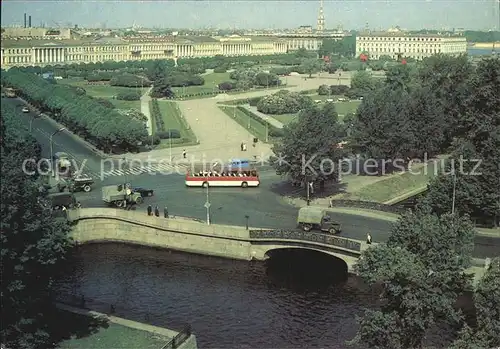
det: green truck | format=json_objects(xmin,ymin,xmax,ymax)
[
  {"xmin": 102, "ymin": 184, "xmax": 143, "ymax": 208},
  {"xmin": 297, "ymin": 206, "xmax": 341, "ymax": 234}
]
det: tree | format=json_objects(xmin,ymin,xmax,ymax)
[
  {"xmin": 1, "ymin": 70, "xmax": 148, "ymax": 152},
  {"xmin": 350, "ymin": 208, "xmax": 476, "ymax": 349},
  {"xmin": 300, "ymin": 58, "xmax": 322, "ymax": 77},
  {"xmin": 150, "ymin": 79, "xmax": 175, "ymax": 99},
  {"xmin": 450, "ymin": 257, "xmax": 500, "ymax": 349},
  {"xmin": 350, "ymin": 70, "xmax": 380, "ymax": 97},
  {"xmin": 1, "ymin": 104, "xmax": 73, "ymax": 348},
  {"xmin": 270, "ymin": 102, "xmax": 345, "ymax": 184},
  {"xmin": 423, "ymin": 57, "xmax": 500, "ymax": 226}
]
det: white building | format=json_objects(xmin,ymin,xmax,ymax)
[{"xmin": 356, "ymin": 31, "xmax": 467, "ymax": 60}]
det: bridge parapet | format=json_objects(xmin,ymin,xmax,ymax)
[{"xmin": 249, "ymin": 229, "xmax": 365, "ymax": 255}]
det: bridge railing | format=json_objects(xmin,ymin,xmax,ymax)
[{"xmin": 249, "ymin": 229, "xmax": 363, "ymax": 253}]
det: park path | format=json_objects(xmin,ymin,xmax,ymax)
[
  {"xmin": 140, "ymin": 87, "xmax": 153, "ymax": 136},
  {"xmin": 240, "ymin": 105, "xmax": 284, "ymax": 129},
  {"xmin": 132, "ymin": 73, "xmax": 354, "ymax": 163}
]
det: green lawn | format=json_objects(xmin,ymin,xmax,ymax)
[
  {"xmin": 271, "ymin": 113, "xmax": 298, "ymax": 125},
  {"xmin": 219, "ymin": 105, "xmax": 270, "ymax": 142},
  {"xmin": 155, "ymin": 100, "xmax": 198, "ymax": 148},
  {"xmin": 53, "ymin": 309, "xmax": 170, "ymax": 349},
  {"xmin": 58, "ymin": 78, "xmax": 143, "ymax": 110},
  {"xmin": 172, "ymin": 72, "xmax": 232, "ymax": 95},
  {"xmin": 308, "ymin": 94, "xmax": 362, "ymax": 115},
  {"xmin": 336, "ymin": 161, "xmax": 438, "ymax": 203}
]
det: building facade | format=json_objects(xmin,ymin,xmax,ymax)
[
  {"xmin": 0, "ymin": 35, "xmax": 288, "ymax": 69},
  {"xmin": 356, "ymin": 32, "xmax": 467, "ymax": 60}
]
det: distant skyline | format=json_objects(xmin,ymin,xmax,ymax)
[{"xmin": 1, "ymin": 0, "xmax": 499, "ymax": 31}]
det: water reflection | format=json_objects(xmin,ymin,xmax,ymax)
[{"xmin": 56, "ymin": 243, "xmax": 378, "ymax": 348}]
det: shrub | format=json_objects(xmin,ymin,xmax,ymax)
[
  {"xmin": 164, "ymin": 72, "xmax": 204, "ymax": 87},
  {"xmin": 318, "ymin": 84, "xmax": 330, "ymax": 95},
  {"xmin": 256, "ymin": 90, "xmax": 313, "ymax": 115},
  {"xmin": 95, "ymin": 98, "xmax": 115, "ymax": 109},
  {"xmin": 86, "ymin": 72, "xmax": 114, "ymax": 82},
  {"xmin": 213, "ymin": 67, "xmax": 227, "ymax": 73},
  {"xmin": 156, "ymin": 129, "xmax": 181, "ymax": 139},
  {"xmin": 218, "ymin": 81, "xmax": 234, "ymax": 91},
  {"xmin": 150, "ymin": 99, "xmax": 165, "ymax": 132},
  {"xmin": 330, "ymin": 85, "xmax": 350, "ymax": 95},
  {"xmin": 110, "ymin": 73, "xmax": 151, "ymax": 87},
  {"xmin": 116, "ymin": 90, "xmax": 142, "ymax": 101}
]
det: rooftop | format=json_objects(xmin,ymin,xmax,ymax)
[{"xmin": 358, "ymin": 31, "xmax": 465, "ymax": 38}]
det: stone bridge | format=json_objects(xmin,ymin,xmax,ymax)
[{"xmin": 66, "ymin": 208, "xmax": 368, "ymax": 273}]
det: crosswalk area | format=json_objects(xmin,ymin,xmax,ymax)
[{"xmin": 102, "ymin": 163, "xmax": 189, "ymax": 179}]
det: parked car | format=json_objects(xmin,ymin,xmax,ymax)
[
  {"xmin": 133, "ymin": 187, "xmax": 154, "ymax": 197},
  {"xmin": 22, "ymin": 107, "xmax": 30, "ymax": 113}
]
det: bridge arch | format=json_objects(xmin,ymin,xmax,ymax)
[
  {"xmin": 250, "ymin": 243, "xmax": 360, "ymax": 274},
  {"xmin": 264, "ymin": 246, "xmax": 349, "ymax": 274}
]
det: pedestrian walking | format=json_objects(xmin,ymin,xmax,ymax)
[
  {"xmin": 366, "ymin": 232, "xmax": 372, "ymax": 245},
  {"xmin": 154, "ymin": 206, "xmax": 160, "ymax": 217},
  {"xmin": 183, "ymin": 149, "xmax": 187, "ymax": 159},
  {"xmin": 147, "ymin": 205, "xmax": 152, "ymax": 216},
  {"xmin": 164, "ymin": 206, "xmax": 169, "ymax": 218},
  {"xmin": 240, "ymin": 142, "xmax": 244, "ymax": 151}
]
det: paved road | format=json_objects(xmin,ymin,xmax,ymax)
[
  {"xmin": 5, "ymin": 97, "xmax": 497, "ymax": 259},
  {"xmin": 140, "ymin": 87, "xmax": 153, "ymax": 136}
]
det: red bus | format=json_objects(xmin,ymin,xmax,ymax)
[{"xmin": 185, "ymin": 166, "xmax": 260, "ymax": 188}]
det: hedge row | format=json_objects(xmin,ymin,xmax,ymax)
[
  {"xmin": 116, "ymin": 90, "xmax": 142, "ymax": 101},
  {"xmin": 236, "ymin": 106, "xmax": 284, "ymax": 138},
  {"xmin": 150, "ymin": 99, "xmax": 181, "ymax": 140},
  {"xmin": 150, "ymin": 99, "xmax": 165, "ymax": 132},
  {"xmin": 328, "ymin": 199, "xmax": 407, "ymax": 214},
  {"xmin": 1, "ymin": 70, "xmax": 148, "ymax": 152}
]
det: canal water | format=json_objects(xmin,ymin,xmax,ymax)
[
  {"xmin": 55, "ymin": 243, "xmax": 466, "ymax": 348},
  {"xmin": 56, "ymin": 243, "xmax": 380, "ymax": 348}
]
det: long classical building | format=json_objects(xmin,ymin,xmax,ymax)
[
  {"xmin": 0, "ymin": 35, "xmax": 288, "ymax": 69},
  {"xmin": 356, "ymin": 31, "xmax": 467, "ymax": 60}
]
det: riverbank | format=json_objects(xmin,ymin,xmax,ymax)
[{"xmin": 54, "ymin": 303, "xmax": 197, "ymax": 349}]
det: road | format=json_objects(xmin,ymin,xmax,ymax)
[{"xmin": 4, "ymin": 96, "xmax": 497, "ymax": 259}]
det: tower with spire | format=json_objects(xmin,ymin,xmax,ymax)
[{"xmin": 316, "ymin": 0, "xmax": 325, "ymax": 32}]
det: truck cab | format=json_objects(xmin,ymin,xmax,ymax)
[{"xmin": 297, "ymin": 206, "xmax": 341, "ymax": 234}]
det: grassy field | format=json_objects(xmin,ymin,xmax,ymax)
[
  {"xmin": 219, "ymin": 105, "xmax": 270, "ymax": 142},
  {"xmin": 53, "ymin": 309, "xmax": 170, "ymax": 349},
  {"xmin": 271, "ymin": 113, "xmax": 298, "ymax": 125},
  {"xmin": 58, "ymin": 78, "xmax": 142, "ymax": 110},
  {"xmin": 155, "ymin": 100, "xmax": 198, "ymax": 148},
  {"xmin": 172, "ymin": 72, "xmax": 232, "ymax": 95},
  {"xmin": 308, "ymin": 94, "xmax": 362, "ymax": 115},
  {"xmin": 335, "ymin": 161, "xmax": 438, "ymax": 203}
]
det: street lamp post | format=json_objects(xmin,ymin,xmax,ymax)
[
  {"xmin": 204, "ymin": 177, "xmax": 211, "ymax": 225},
  {"xmin": 50, "ymin": 127, "xmax": 66, "ymax": 176},
  {"xmin": 451, "ymin": 171, "xmax": 457, "ymax": 215},
  {"xmin": 169, "ymin": 129, "xmax": 172, "ymax": 163}
]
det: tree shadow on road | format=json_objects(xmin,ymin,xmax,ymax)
[{"xmin": 270, "ymin": 179, "xmax": 348, "ymax": 199}]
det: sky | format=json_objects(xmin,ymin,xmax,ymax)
[{"xmin": 1, "ymin": 0, "xmax": 499, "ymax": 31}]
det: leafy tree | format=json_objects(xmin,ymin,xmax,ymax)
[
  {"xmin": 1, "ymin": 70, "xmax": 148, "ymax": 152},
  {"xmin": 116, "ymin": 90, "xmax": 142, "ymax": 101},
  {"xmin": 270, "ymin": 102, "xmax": 345, "ymax": 184},
  {"xmin": 423, "ymin": 57, "xmax": 500, "ymax": 226},
  {"xmin": 150, "ymin": 79, "xmax": 175, "ymax": 99},
  {"xmin": 450, "ymin": 257, "xmax": 500, "ymax": 349},
  {"xmin": 350, "ymin": 70, "xmax": 380, "ymax": 97},
  {"xmin": 350, "ymin": 208, "xmax": 475, "ymax": 349},
  {"xmin": 300, "ymin": 58, "xmax": 323, "ymax": 78},
  {"xmin": 147, "ymin": 60, "xmax": 169, "ymax": 81},
  {"xmin": 418, "ymin": 54, "xmax": 473, "ymax": 145},
  {"xmin": 1, "ymin": 103, "xmax": 73, "ymax": 348}
]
